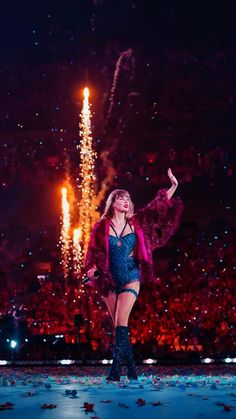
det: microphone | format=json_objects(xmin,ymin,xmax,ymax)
[{"xmin": 82, "ymin": 270, "xmax": 100, "ymax": 284}]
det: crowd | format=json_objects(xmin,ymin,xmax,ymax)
[
  {"xmin": 0, "ymin": 41, "xmax": 235, "ymax": 359},
  {"xmin": 1, "ymin": 134, "xmax": 233, "ymax": 191},
  {"xmin": 0, "ymin": 218, "xmax": 235, "ymax": 359}
]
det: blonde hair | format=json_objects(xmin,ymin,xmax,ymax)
[{"xmin": 100, "ymin": 189, "xmax": 134, "ymax": 220}]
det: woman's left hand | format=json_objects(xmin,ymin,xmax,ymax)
[{"xmin": 167, "ymin": 168, "xmax": 178, "ymax": 187}]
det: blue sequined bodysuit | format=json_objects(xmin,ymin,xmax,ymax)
[{"xmin": 108, "ymin": 221, "xmax": 140, "ymax": 293}]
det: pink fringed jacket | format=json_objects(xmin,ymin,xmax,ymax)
[{"xmin": 85, "ymin": 188, "xmax": 184, "ymax": 296}]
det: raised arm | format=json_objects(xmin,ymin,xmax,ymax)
[
  {"xmin": 166, "ymin": 168, "xmax": 178, "ymax": 200},
  {"xmin": 138, "ymin": 168, "xmax": 179, "ymax": 213},
  {"xmin": 135, "ymin": 168, "xmax": 184, "ymax": 253}
]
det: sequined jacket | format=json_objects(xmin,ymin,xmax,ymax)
[{"xmin": 84, "ymin": 188, "xmax": 184, "ymax": 296}]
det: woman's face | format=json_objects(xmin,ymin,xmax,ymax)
[{"xmin": 113, "ymin": 194, "xmax": 130, "ymax": 213}]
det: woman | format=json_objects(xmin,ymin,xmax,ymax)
[{"xmin": 84, "ymin": 168, "xmax": 184, "ymax": 382}]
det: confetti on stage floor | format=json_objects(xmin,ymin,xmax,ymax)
[{"xmin": 0, "ymin": 365, "xmax": 235, "ymax": 418}]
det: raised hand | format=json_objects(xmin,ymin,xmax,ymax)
[{"xmin": 167, "ymin": 168, "xmax": 178, "ymax": 187}]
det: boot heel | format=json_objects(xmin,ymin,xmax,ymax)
[
  {"xmin": 123, "ymin": 327, "xmax": 138, "ymax": 380},
  {"xmin": 105, "ymin": 326, "xmax": 127, "ymax": 382}
]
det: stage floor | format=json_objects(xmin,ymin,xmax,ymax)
[{"xmin": 0, "ymin": 365, "xmax": 235, "ymax": 418}]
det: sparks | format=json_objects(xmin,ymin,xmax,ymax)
[
  {"xmin": 83, "ymin": 87, "xmax": 89, "ymax": 99},
  {"xmin": 73, "ymin": 227, "xmax": 83, "ymax": 274},
  {"xmin": 78, "ymin": 87, "xmax": 97, "ymax": 257},
  {"xmin": 60, "ymin": 187, "xmax": 71, "ymax": 279}
]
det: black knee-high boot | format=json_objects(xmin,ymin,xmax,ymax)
[
  {"xmin": 106, "ymin": 326, "xmax": 127, "ymax": 381},
  {"xmin": 123, "ymin": 326, "xmax": 138, "ymax": 380}
]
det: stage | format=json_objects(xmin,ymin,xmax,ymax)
[{"xmin": 0, "ymin": 365, "xmax": 235, "ymax": 418}]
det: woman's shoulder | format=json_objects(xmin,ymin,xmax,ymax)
[
  {"xmin": 128, "ymin": 214, "xmax": 140, "ymax": 228},
  {"xmin": 129, "ymin": 213, "xmax": 138, "ymax": 223}
]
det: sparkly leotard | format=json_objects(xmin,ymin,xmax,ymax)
[{"xmin": 108, "ymin": 220, "xmax": 140, "ymax": 293}]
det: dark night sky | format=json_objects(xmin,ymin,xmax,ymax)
[
  {"xmin": 1, "ymin": 0, "xmax": 236, "ymax": 226},
  {"xmin": 1, "ymin": 1, "xmax": 236, "ymax": 64}
]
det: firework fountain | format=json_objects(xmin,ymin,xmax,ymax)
[
  {"xmin": 59, "ymin": 87, "xmax": 98, "ymax": 281},
  {"xmin": 59, "ymin": 186, "xmax": 72, "ymax": 280},
  {"xmin": 59, "ymin": 86, "xmax": 116, "ymax": 313},
  {"xmin": 77, "ymin": 87, "xmax": 98, "ymax": 258}
]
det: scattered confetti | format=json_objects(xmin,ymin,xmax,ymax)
[
  {"xmin": 136, "ymin": 398, "xmax": 146, "ymax": 406},
  {"xmin": 83, "ymin": 402, "xmax": 95, "ymax": 412},
  {"xmin": 100, "ymin": 400, "xmax": 113, "ymax": 403},
  {"xmin": 151, "ymin": 401, "xmax": 162, "ymax": 406},
  {"xmin": 41, "ymin": 404, "xmax": 57, "ymax": 409},
  {"xmin": 118, "ymin": 402, "xmax": 130, "ymax": 409},
  {"xmin": 0, "ymin": 402, "xmax": 14, "ymax": 411}
]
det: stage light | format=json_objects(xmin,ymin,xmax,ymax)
[
  {"xmin": 9, "ymin": 340, "xmax": 18, "ymax": 349},
  {"xmin": 143, "ymin": 359, "xmax": 157, "ymax": 364},
  {"xmin": 233, "ymin": 358, "xmax": 236, "ymax": 363},
  {"xmin": 224, "ymin": 357, "xmax": 232, "ymax": 363},
  {"xmin": 59, "ymin": 359, "xmax": 74, "ymax": 365},
  {"xmin": 101, "ymin": 359, "xmax": 109, "ymax": 364},
  {"xmin": 55, "ymin": 335, "xmax": 64, "ymax": 338},
  {"xmin": 0, "ymin": 360, "xmax": 8, "ymax": 365},
  {"xmin": 202, "ymin": 358, "xmax": 212, "ymax": 363},
  {"xmin": 37, "ymin": 275, "xmax": 46, "ymax": 280}
]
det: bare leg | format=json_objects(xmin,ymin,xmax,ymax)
[
  {"xmin": 105, "ymin": 281, "xmax": 140, "ymax": 381},
  {"xmin": 115, "ymin": 281, "xmax": 140, "ymax": 327},
  {"xmin": 101, "ymin": 291, "xmax": 118, "ymax": 325}
]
